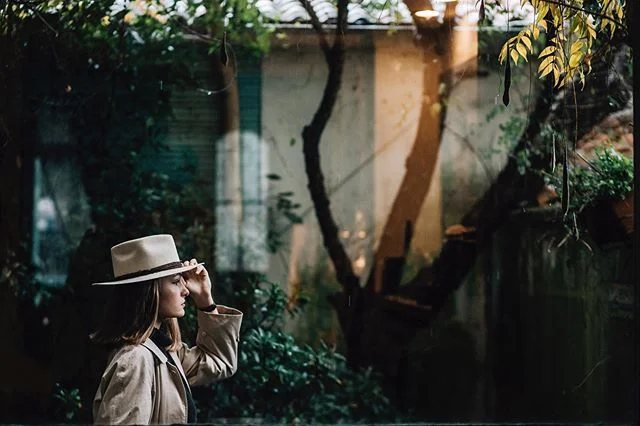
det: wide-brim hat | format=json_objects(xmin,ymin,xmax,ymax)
[{"xmin": 92, "ymin": 234, "xmax": 203, "ymax": 286}]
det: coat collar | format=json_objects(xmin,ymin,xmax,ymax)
[
  {"xmin": 142, "ymin": 332, "xmax": 190, "ymax": 386},
  {"xmin": 142, "ymin": 336, "xmax": 168, "ymax": 364}
]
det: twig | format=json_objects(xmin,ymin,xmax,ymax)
[
  {"xmin": 175, "ymin": 19, "xmax": 216, "ymax": 43},
  {"xmin": 570, "ymin": 356, "xmax": 610, "ymax": 392},
  {"xmin": 540, "ymin": 0, "xmax": 628, "ymax": 31},
  {"xmin": 20, "ymin": 0, "xmax": 59, "ymax": 36},
  {"xmin": 195, "ymin": 42, "xmax": 238, "ymax": 95}
]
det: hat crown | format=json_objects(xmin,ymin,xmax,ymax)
[{"xmin": 111, "ymin": 235, "xmax": 180, "ymax": 278}]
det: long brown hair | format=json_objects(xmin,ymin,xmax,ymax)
[{"xmin": 91, "ymin": 278, "xmax": 182, "ymax": 351}]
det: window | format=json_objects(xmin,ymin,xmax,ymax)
[
  {"xmin": 32, "ymin": 101, "xmax": 92, "ymax": 286},
  {"xmin": 215, "ymin": 130, "xmax": 268, "ymax": 272}
]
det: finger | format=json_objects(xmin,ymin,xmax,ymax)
[
  {"xmin": 190, "ymin": 258, "xmax": 197, "ymax": 265},
  {"xmin": 195, "ymin": 265, "xmax": 204, "ymax": 274}
]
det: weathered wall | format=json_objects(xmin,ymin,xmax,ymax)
[
  {"xmin": 439, "ymin": 65, "xmax": 535, "ymax": 230},
  {"xmin": 262, "ymin": 31, "xmax": 377, "ymax": 290},
  {"xmin": 488, "ymin": 210, "xmax": 634, "ymax": 422}
]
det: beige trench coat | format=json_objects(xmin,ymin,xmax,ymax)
[{"xmin": 93, "ymin": 306, "xmax": 243, "ymax": 425}]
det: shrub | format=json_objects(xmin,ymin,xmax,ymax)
[{"xmin": 191, "ymin": 277, "xmax": 396, "ymax": 423}]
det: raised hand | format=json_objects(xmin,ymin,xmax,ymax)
[{"xmin": 182, "ymin": 259, "xmax": 214, "ymax": 309}]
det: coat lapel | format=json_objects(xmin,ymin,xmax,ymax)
[
  {"xmin": 142, "ymin": 338, "xmax": 168, "ymax": 364},
  {"xmin": 169, "ymin": 351, "xmax": 189, "ymax": 385}
]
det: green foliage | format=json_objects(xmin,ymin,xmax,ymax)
[
  {"xmin": 291, "ymin": 263, "xmax": 342, "ymax": 349},
  {"xmin": 542, "ymin": 144, "xmax": 633, "ymax": 242},
  {"xmin": 267, "ymin": 190, "xmax": 303, "ymax": 253},
  {"xmin": 547, "ymin": 145, "xmax": 633, "ymax": 214},
  {"xmin": 0, "ymin": 243, "xmax": 53, "ymax": 308},
  {"xmin": 192, "ymin": 278, "xmax": 396, "ymax": 423},
  {"xmin": 1, "ymin": 0, "xmax": 273, "ymax": 57},
  {"xmin": 51, "ymin": 383, "xmax": 83, "ymax": 421}
]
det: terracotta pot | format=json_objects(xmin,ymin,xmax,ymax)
[
  {"xmin": 611, "ymin": 192, "xmax": 634, "ymax": 234},
  {"xmin": 584, "ymin": 193, "xmax": 633, "ymax": 246}
]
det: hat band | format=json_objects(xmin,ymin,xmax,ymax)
[{"xmin": 115, "ymin": 261, "xmax": 185, "ymax": 281}]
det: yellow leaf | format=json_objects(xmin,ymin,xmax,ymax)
[
  {"xmin": 552, "ymin": 66, "xmax": 560, "ymax": 86},
  {"xmin": 565, "ymin": 67, "xmax": 575, "ymax": 80},
  {"xmin": 570, "ymin": 17, "xmax": 580, "ymax": 32},
  {"xmin": 533, "ymin": 25, "xmax": 540, "ymax": 39},
  {"xmin": 570, "ymin": 40, "xmax": 584, "ymax": 55},
  {"xmin": 557, "ymin": 78, "xmax": 566, "ymax": 89},
  {"xmin": 539, "ymin": 62, "xmax": 554, "ymax": 78},
  {"xmin": 539, "ymin": 45, "xmax": 555, "ymax": 57},
  {"xmin": 535, "ymin": 4, "xmax": 548, "ymax": 23},
  {"xmin": 538, "ymin": 56, "xmax": 553, "ymax": 72},
  {"xmin": 510, "ymin": 49, "xmax": 519, "ymax": 65},
  {"xmin": 516, "ymin": 43, "xmax": 528, "ymax": 59},
  {"xmin": 499, "ymin": 43, "xmax": 509, "ymax": 63},
  {"xmin": 540, "ymin": 19, "xmax": 547, "ymax": 31},
  {"xmin": 521, "ymin": 35, "xmax": 532, "ymax": 52}
]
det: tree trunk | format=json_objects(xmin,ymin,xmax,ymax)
[
  {"xmin": 299, "ymin": 0, "xmax": 366, "ymax": 366},
  {"xmin": 366, "ymin": 23, "xmax": 455, "ymax": 295}
]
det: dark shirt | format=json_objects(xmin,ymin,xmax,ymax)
[{"xmin": 149, "ymin": 327, "xmax": 197, "ymax": 424}]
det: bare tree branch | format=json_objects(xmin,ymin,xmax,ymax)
[
  {"xmin": 299, "ymin": 0, "xmax": 331, "ymax": 61},
  {"xmin": 335, "ymin": 0, "xmax": 348, "ymax": 47}
]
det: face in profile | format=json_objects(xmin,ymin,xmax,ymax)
[{"xmin": 157, "ymin": 274, "xmax": 190, "ymax": 320}]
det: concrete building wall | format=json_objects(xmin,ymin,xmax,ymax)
[{"xmin": 261, "ymin": 32, "xmax": 376, "ymax": 294}]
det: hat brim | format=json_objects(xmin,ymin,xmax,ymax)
[{"xmin": 92, "ymin": 262, "xmax": 204, "ymax": 286}]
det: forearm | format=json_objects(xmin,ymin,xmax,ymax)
[
  {"xmin": 192, "ymin": 292, "xmax": 214, "ymax": 310},
  {"xmin": 180, "ymin": 306, "xmax": 243, "ymax": 386}
]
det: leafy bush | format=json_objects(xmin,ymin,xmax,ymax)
[
  {"xmin": 547, "ymin": 145, "xmax": 633, "ymax": 215},
  {"xmin": 191, "ymin": 278, "xmax": 396, "ymax": 424},
  {"xmin": 51, "ymin": 383, "xmax": 83, "ymax": 422}
]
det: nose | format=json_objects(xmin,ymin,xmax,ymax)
[{"xmin": 180, "ymin": 277, "xmax": 189, "ymax": 297}]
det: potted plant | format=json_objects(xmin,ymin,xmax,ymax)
[{"xmin": 545, "ymin": 144, "xmax": 633, "ymax": 245}]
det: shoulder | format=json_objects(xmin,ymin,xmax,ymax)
[{"xmin": 107, "ymin": 344, "xmax": 156, "ymax": 374}]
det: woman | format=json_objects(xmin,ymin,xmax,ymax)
[{"xmin": 91, "ymin": 234, "xmax": 242, "ymax": 425}]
